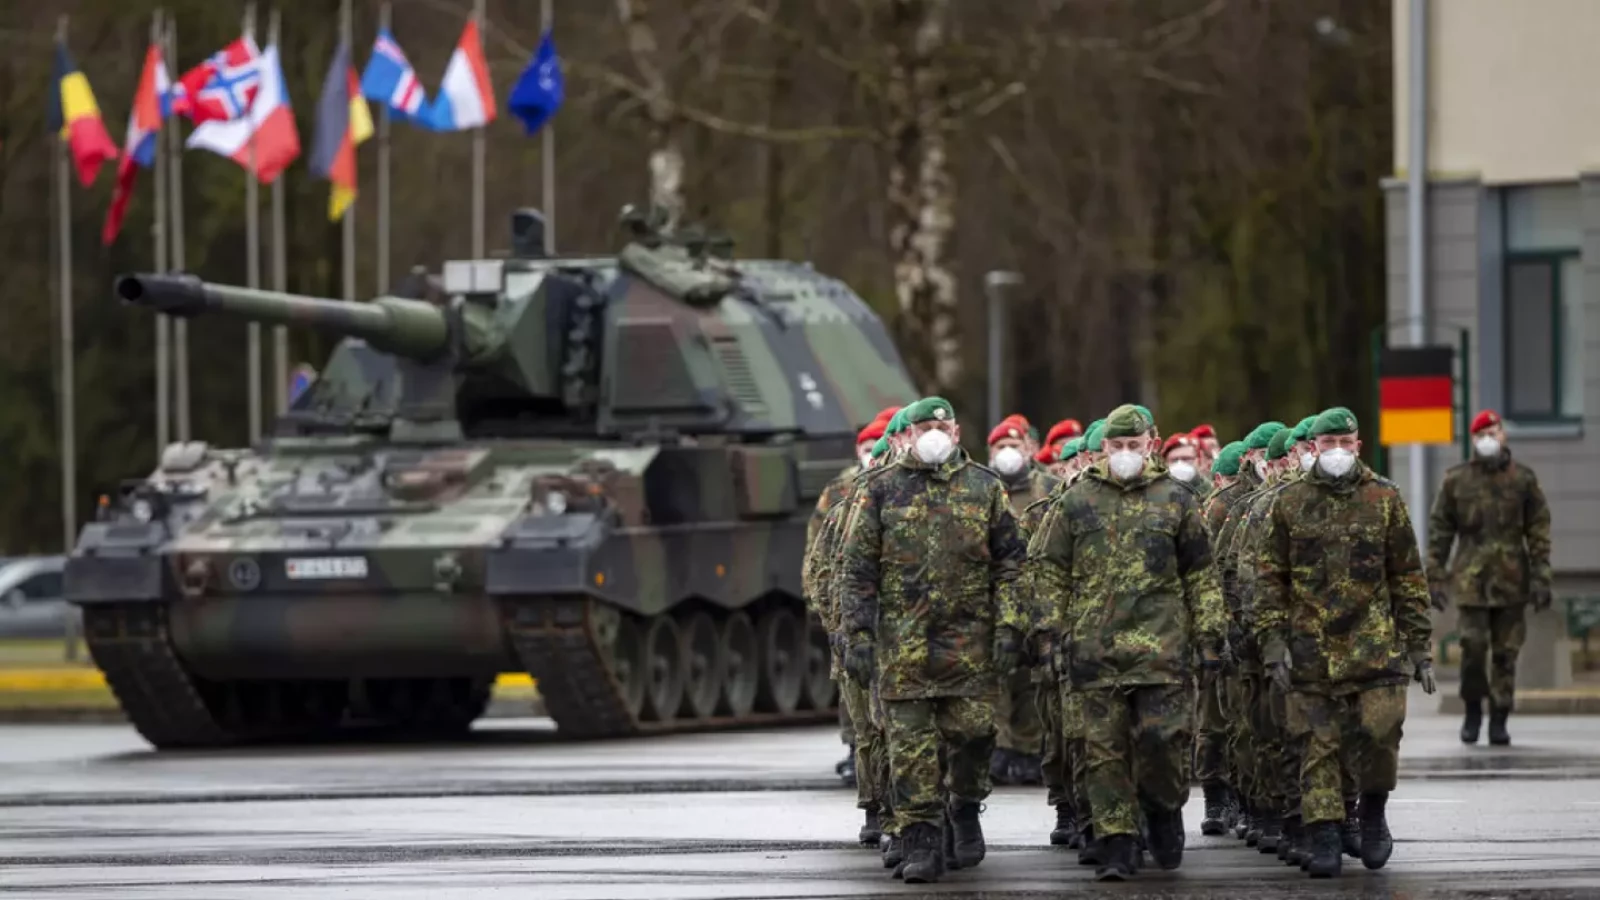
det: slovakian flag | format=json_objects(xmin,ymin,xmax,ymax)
[
  {"xmin": 47, "ymin": 40, "xmax": 118, "ymax": 187},
  {"xmin": 171, "ymin": 37, "xmax": 261, "ymax": 125},
  {"xmin": 311, "ymin": 40, "xmax": 374, "ymax": 221},
  {"xmin": 508, "ymin": 30, "xmax": 564, "ymax": 135},
  {"xmin": 425, "ymin": 18, "xmax": 495, "ymax": 132},
  {"xmin": 360, "ymin": 29, "xmax": 428, "ymax": 124},
  {"xmin": 187, "ymin": 43, "xmax": 300, "ymax": 184},
  {"xmin": 103, "ymin": 42, "xmax": 171, "ymax": 245}
]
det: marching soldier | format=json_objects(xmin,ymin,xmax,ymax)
[
  {"xmin": 837, "ymin": 397, "xmax": 1028, "ymax": 884},
  {"xmin": 1161, "ymin": 433, "xmax": 1204, "ymax": 490},
  {"xmin": 1191, "ymin": 423, "xmax": 1221, "ymax": 476},
  {"xmin": 1427, "ymin": 409, "xmax": 1552, "ymax": 747}
]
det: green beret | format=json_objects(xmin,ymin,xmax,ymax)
[
  {"xmin": 904, "ymin": 396, "xmax": 955, "ymax": 425},
  {"xmin": 1084, "ymin": 421, "xmax": 1106, "ymax": 452},
  {"xmin": 1245, "ymin": 421, "xmax": 1286, "ymax": 451},
  {"xmin": 870, "ymin": 436, "xmax": 889, "ymax": 459},
  {"xmin": 1101, "ymin": 403, "xmax": 1155, "ymax": 440},
  {"xmin": 1211, "ymin": 441, "xmax": 1247, "ymax": 477},
  {"xmin": 1133, "ymin": 405, "xmax": 1153, "ymax": 423},
  {"xmin": 1056, "ymin": 437, "xmax": 1083, "ymax": 462},
  {"xmin": 1289, "ymin": 415, "xmax": 1318, "ymax": 443},
  {"xmin": 1310, "ymin": 406, "xmax": 1359, "ymax": 437},
  {"xmin": 1267, "ymin": 427, "xmax": 1294, "ymax": 461},
  {"xmin": 886, "ymin": 409, "xmax": 908, "ymax": 436}
]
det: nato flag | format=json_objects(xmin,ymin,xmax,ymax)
[{"xmin": 508, "ymin": 31, "xmax": 563, "ymax": 135}]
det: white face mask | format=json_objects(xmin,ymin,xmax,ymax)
[
  {"xmin": 1299, "ymin": 451, "xmax": 1316, "ymax": 472},
  {"xmin": 1254, "ymin": 458, "xmax": 1268, "ymax": 479},
  {"xmin": 992, "ymin": 446, "xmax": 1025, "ymax": 476},
  {"xmin": 1109, "ymin": 450, "xmax": 1145, "ymax": 480},
  {"xmin": 1474, "ymin": 435, "xmax": 1501, "ymax": 458},
  {"xmin": 1317, "ymin": 447, "xmax": 1356, "ymax": 478},
  {"xmin": 914, "ymin": 428, "xmax": 955, "ymax": 465},
  {"xmin": 858, "ymin": 451, "xmax": 872, "ymax": 468},
  {"xmin": 1169, "ymin": 461, "xmax": 1197, "ymax": 483}
]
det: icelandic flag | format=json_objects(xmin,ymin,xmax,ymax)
[
  {"xmin": 425, "ymin": 19, "xmax": 495, "ymax": 132},
  {"xmin": 171, "ymin": 36, "xmax": 262, "ymax": 125},
  {"xmin": 187, "ymin": 44, "xmax": 301, "ymax": 184},
  {"xmin": 103, "ymin": 42, "xmax": 171, "ymax": 245},
  {"xmin": 360, "ymin": 29, "xmax": 428, "ymax": 123},
  {"xmin": 508, "ymin": 31, "xmax": 563, "ymax": 135}
]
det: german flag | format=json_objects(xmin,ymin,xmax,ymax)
[
  {"xmin": 47, "ymin": 40, "xmax": 118, "ymax": 187},
  {"xmin": 310, "ymin": 40, "xmax": 374, "ymax": 222},
  {"xmin": 1379, "ymin": 346, "xmax": 1455, "ymax": 445}
]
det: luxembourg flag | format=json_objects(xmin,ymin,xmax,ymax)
[
  {"xmin": 425, "ymin": 19, "xmax": 495, "ymax": 132},
  {"xmin": 102, "ymin": 42, "xmax": 170, "ymax": 245},
  {"xmin": 187, "ymin": 44, "xmax": 301, "ymax": 184}
]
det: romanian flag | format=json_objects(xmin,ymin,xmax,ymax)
[
  {"xmin": 1379, "ymin": 346, "xmax": 1456, "ymax": 445},
  {"xmin": 48, "ymin": 40, "xmax": 118, "ymax": 187},
  {"xmin": 310, "ymin": 40, "xmax": 374, "ymax": 221}
]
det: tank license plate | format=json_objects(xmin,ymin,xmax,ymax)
[{"xmin": 285, "ymin": 557, "xmax": 369, "ymax": 580}]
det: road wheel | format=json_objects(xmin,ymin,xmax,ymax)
[
  {"xmin": 719, "ymin": 611, "xmax": 759, "ymax": 717},
  {"xmin": 755, "ymin": 607, "xmax": 804, "ymax": 714},
  {"xmin": 642, "ymin": 616, "xmax": 686, "ymax": 722},
  {"xmin": 605, "ymin": 614, "xmax": 648, "ymax": 719},
  {"xmin": 800, "ymin": 614, "xmax": 837, "ymax": 711},
  {"xmin": 678, "ymin": 611, "xmax": 723, "ymax": 720}
]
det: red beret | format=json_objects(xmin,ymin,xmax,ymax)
[
  {"xmin": 1470, "ymin": 409, "xmax": 1501, "ymax": 434},
  {"xmin": 1161, "ymin": 433, "xmax": 1194, "ymax": 457},
  {"xmin": 1035, "ymin": 444, "xmax": 1060, "ymax": 465},
  {"xmin": 1190, "ymin": 423, "xmax": 1216, "ymax": 439},
  {"xmin": 858, "ymin": 420, "xmax": 887, "ymax": 444},
  {"xmin": 874, "ymin": 406, "xmax": 901, "ymax": 423},
  {"xmin": 1044, "ymin": 419, "xmax": 1084, "ymax": 446},
  {"xmin": 988, "ymin": 420, "xmax": 1028, "ymax": 447}
]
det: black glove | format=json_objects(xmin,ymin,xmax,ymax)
[
  {"xmin": 1530, "ymin": 586, "xmax": 1553, "ymax": 613},
  {"xmin": 1429, "ymin": 582, "xmax": 1450, "ymax": 612},
  {"xmin": 1412, "ymin": 654, "xmax": 1437, "ymax": 695},
  {"xmin": 843, "ymin": 637, "xmax": 875, "ymax": 685},
  {"xmin": 1266, "ymin": 661, "xmax": 1292, "ymax": 694},
  {"xmin": 993, "ymin": 627, "xmax": 1023, "ymax": 678},
  {"xmin": 1199, "ymin": 658, "xmax": 1222, "ymax": 690}
]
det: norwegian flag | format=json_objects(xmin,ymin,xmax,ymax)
[{"xmin": 171, "ymin": 37, "xmax": 262, "ymax": 125}]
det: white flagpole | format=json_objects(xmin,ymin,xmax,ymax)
[
  {"xmin": 470, "ymin": 0, "xmax": 485, "ymax": 257},
  {"xmin": 153, "ymin": 9, "xmax": 171, "ymax": 452},
  {"xmin": 377, "ymin": 1, "xmax": 392, "ymax": 294},
  {"xmin": 541, "ymin": 0, "xmax": 554, "ymax": 253},
  {"xmin": 270, "ymin": 7, "xmax": 288, "ymax": 415},
  {"xmin": 341, "ymin": 0, "xmax": 357, "ymax": 302},
  {"xmin": 167, "ymin": 16, "xmax": 192, "ymax": 442},
  {"xmin": 245, "ymin": 2, "xmax": 262, "ymax": 444},
  {"xmin": 55, "ymin": 14, "xmax": 78, "ymax": 552}
]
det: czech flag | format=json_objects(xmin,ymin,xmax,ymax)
[
  {"xmin": 425, "ymin": 19, "xmax": 495, "ymax": 132},
  {"xmin": 187, "ymin": 44, "xmax": 300, "ymax": 184},
  {"xmin": 311, "ymin": 40, "xmax": 374, "ymax": 221},
  {"xmin": 103, "ymin": 42, "xmax": 170, "ymax": 245},
  {"xmin": 48, "ymin": 40, "xmax": 118, "ymax": 187}
]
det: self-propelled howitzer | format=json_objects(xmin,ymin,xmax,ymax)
[{"xmin": 70, "ymin": 211, "xmax": 918, "ymax": 748}]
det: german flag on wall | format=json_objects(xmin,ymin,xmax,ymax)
[
  {"xmin": 1379, "ymin": 346, "xmax": 1456, "ymax": 445},
  {"xmin": 47, "ymin": 40, "xmax": 117, "ymax": 187}
]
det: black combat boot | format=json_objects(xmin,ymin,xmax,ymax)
[
  {"xmin": 1077, "ymin": 824, "xmax": 1101, "ymax": 866},
  {"xmin": 1094, "ymin": 833, "xmax": 1138, "ymax": 882},
  {"xmin": 1222, "ymin": 787, "xmax": 1241, "ymax": 831},
  {"xmin": 858, "ymin": 808, "xmax": 882, "ymax": 847},
  {"xmin": 1146, "ymin": 807, "xmax": 1185, "ymax": 870},
  {"xmin": 1256, "ymin": 813, "xmax": 1281, "ymax": 854},
  {"xmin": 881, "ymin": 833, "xmax": 902, "ymax": 870},
  {"xmin": 942, "ymin": 809, "xmax": 961, "ymax": 870},
  {"xmin": 898, "ymin": 822, "xmax": 945, "ymax": 884},
  {"xmin": 1359, "ymin": 791, "xmax": 1393, "ymax": 870},
  {"xmin": 1488, "ymin": 705, "xmax": 1511, "ymax": 746},
  {"xmin": 1278, "ymin": 815, "xmax": 1300, "ymax": 865},
  {"xmin": 1460, "ymin": 700, "xmax": 1482, "ymax": 744},
  {"xmin": 1304, "ymin": 822, "xmax": 1342, "ymax": 878},
  {"xmin": 1340, "ymin": 796, "xmax": 1362, "ymax": 859},
  {"xmin": 1049, "ymin": 803, "xmax": 1078, "ymax": 846},
  {"xmin": 1009, "ymin": 752, "xmax": 1044, "ymax": 786},
  {"xmin": 949, "ymin": 801, "xmax": 985, "ymax": 868},
  {"xmin": 989, "ymin": 747, "xmax": 1016, "ymax": 786},
  {"xmin": 1201, "ymin": 783, "xmax": 1228, "ymax": 836}
]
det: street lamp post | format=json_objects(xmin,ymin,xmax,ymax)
[{"xmin": 983, "ymin": 270, "xmax": 1023, "ymax": 430}]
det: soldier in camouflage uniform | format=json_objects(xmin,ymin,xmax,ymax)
[
  {"xmin": 1194, "ymin": 440, "xmax": 1247, "ymax": 837},
  {"xmin": 987, "ymin": 415, "xmax": 1060, "ymax": 786},
  {"xmin": 1029, "ymin": 405, "xmax": 1226, "ymax": 882},
  {"xmin": 1191, "ymin": 423, "xmax": 1221, "ymax": 477},
  {"xmin": 1428, "ymin": 409, "xmax": 1552, "ymax": 747},
  {"xmin": 1059, "ymin": 421, "xmax": 1107, "ymax": 864},
  {"xmin": 837, "ymin": 397, "xmax": 1028, "ymax": 885},
  {"xmin": 1161, "ymin": 433, "xmax": 1204, "ymax": 490},
  {"xmin": 1254, "ymin": 407, "xmax": 1436, "ymax": 879},
  {"xmin": 1031, "ymin": 437, "xmax": 1084, "ymax": 846}
]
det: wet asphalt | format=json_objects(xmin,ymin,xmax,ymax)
[{"xmin": 4, "ymin": 684, "xmax": 1600, "ymax": 898}]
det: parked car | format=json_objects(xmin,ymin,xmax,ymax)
[{"xmin": 0, "ymin": 556, "xmax": 71, "ymax": 639}]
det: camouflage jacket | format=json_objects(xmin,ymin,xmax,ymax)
[
  {"xmin": 801, "ymin": 464, "xmax": 860, "ymax": 623},
  {"xmin": 1253, "ymin": 462, "xmax": 1432, "ymax": 693},
  {"xmin": 1001, "ymin": 465, "xmax": 1060, "ymax": 519},
  {"xmin": 836, "ymin": 452, "xmax": 1027, "ymax": 700},
  {"xmin": 1207, "ymin": 467, "xmax": 1265, "ymax": 655},
  {"xmin": 1426, "ymin": 451, "xmax": 1552, "ymax": 607},
  {"xmin": 1027, "ymin": 461, "xmax": 1227, "ymax": 691},
  {"xmin": 1229, "ymin": 472, "xmax": 1302, "ymax": 668}
]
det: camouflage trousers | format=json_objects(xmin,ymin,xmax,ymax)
[
  {"xmin": 1082, "ymin": 684, "xmax": 1192, "ymax": 837},
  {"xmin": 1040, "ymin": 677, "xmax": 1071, "ymax": 806},
  {"xmin": 1285, "ymin": 684, "xmax": 1406, "ymax": 825},
  {"xmin": 839, "ymin": 691, "xmax": 855, "ymax": 745},
  {"xmin": 1247, "ymin": 673, "xmax": 1288, "ymax": 813},
  {"xmin": 996, "ymin": 668, "xmax": 1044, "ymax": 754},
  {"xmin": 1061, "ymin": 686, "xmax": 1089, "ymax": 818},
  {"xmin": 840, "ymin": 678, "xmax": 889, "ymax": 813},
  {"xmin": 883, "ymin": 696, "xmax": 996, "ymax": 831},
  {"xmin": 1226, "ymin": 673, "xmax": 1254, "ymax": 806},
  {"xmin": 1193, "ymin": 675, "xmax": 1230, "ymax": 787},
  {"xmin": 1459, "ymin": 604, "xmax": 1528, "ymax": 710}
]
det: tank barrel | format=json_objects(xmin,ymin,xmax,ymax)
[{"xmin": 115, "ymin": 273, "xmax": 451, "ymax": 360}]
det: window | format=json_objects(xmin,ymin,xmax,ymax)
[
  {"xmin": 18, "ymin": 572, "xmax": 63, "ymax": 601},
  {"xmin": 1502, "ymin": 184, "xmax": 1584, "ymax": 421}
]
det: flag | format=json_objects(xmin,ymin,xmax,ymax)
[
  {"xmin": 171, "ymin": 37, "xmax": 261, "ymax": 125},
  {"xmin": 47, "ymin": 40, "xmax": 118, "ymax": 187},
  {"xmin": 312, "ymin": 40, "xmax": 374, "ymax": 221},
  {"xmin": 360, "ymin": 29, "xmax": 428, "ymax": 123},
  {"xmin": 508, "ymin": 31, "xmax": 563, "ymax": 135},
  {"xmin": 1379, "ymin": 346, "xmax": 1457, "ymax": 445},
  {"xmin": 187, "ymin": 44, "xmax": 300, "ymax": 184},
  {"xmin": 425, "ymin": 19, "xmax": 495, "ymax": 132},
  {"xmin": 103, "ymin": 42, "xmax": 171, "ymax": 245}
]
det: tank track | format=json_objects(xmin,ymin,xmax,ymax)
[
  {"xmin": 81, "ymin": 603, "xmax": 235, "ymax": 748},
  {"xmin": 499, "ymin": 595, "xmax": 835, "ymax": 738}
]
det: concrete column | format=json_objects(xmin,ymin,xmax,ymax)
[{"xmin": 1517, "ymin": 606, "xmax": 1574, "ymax": 691}]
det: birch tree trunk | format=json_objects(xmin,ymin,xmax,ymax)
[{"xmin": 616, "ymin": 0, "xmax": 686, "ymax": 233}]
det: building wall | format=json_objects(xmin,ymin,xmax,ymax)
[
  {"xmin": 1394, "ymin": 0, "xmax": 1600, "ymax": 183},
  {"xmin": 1385, "ymin": 178, "xmax": 1600, "ymax": 580}
]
